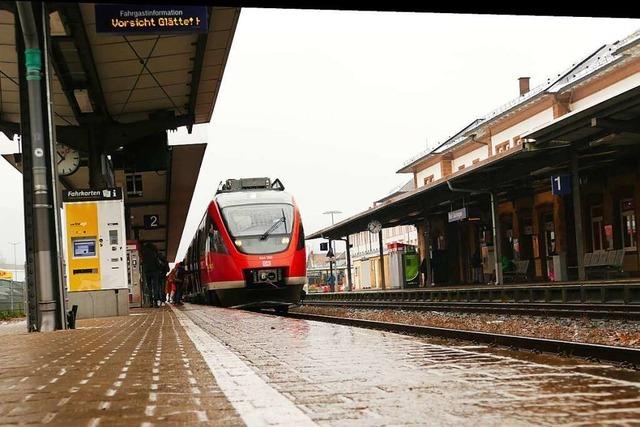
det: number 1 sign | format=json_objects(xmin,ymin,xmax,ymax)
[{"xmin": 551, "ymin": 175, "xmax": 571, "ymax": 196}]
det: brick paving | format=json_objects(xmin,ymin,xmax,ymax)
[
  {"xmin": 0, "ymin": 309, "xmax": 241, "ymax": 426},
  {"xmin": 181, "ymin": 304, "xmax": 640, "ymax": 427},
  {"xmin": 2, "ymin": 305, "xmax": 640, "ymax": 426}
]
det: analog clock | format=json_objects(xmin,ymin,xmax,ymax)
[
  {"xmin": 56, "ymin": 143, "xmax": 80, "ymax": 176},
  {"xmin": 368, "ymin": 220, "xmax": 382, "ymax": 234}
]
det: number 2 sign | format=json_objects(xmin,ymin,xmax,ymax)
[{"xmin": 144, "ymin": 214, "xmax": 160, "ymax": 229}]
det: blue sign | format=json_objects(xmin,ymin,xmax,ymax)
[
  {"xmin": 551, "ymin": 175, "xmax": 571, "ymax": 196},
  {"xmin": 95, "ymin": 4, "xmax": 208, "ymax": 35}
]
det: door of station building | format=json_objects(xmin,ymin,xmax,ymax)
[
  {"xmin": 538, "ymin": 210, "xmax": 556, "ymax": 280},
  {"xmin": 518, "ymin": 211, "xmax": 534, "ymax": 278}
]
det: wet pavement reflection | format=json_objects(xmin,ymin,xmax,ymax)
[{"xmin": 182, "ymin": 304, "xmax": 640, "ymax": 426}]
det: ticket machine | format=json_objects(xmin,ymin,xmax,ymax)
[
  {"xmin": 126, "ymin": 240, "xmax": 142, "ymax": 308},
  {"xmin": 62, "ymin": 188, "xmax": 128, "ymax": 319}
]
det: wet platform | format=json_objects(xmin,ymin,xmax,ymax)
[
  {"xmin": 1, "ymin": 305, "xmax": 640, "ymax": 426},
  {"xmin": 0, "ymin": 309, "xmax": 241, "ymax": 426}
]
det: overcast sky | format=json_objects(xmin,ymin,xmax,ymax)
[{"xmin": 1, "ymin": 9, "xmax": 640, "ymax": 264}]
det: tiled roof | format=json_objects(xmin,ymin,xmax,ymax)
[{"xmin": 398, "ymin": 27, "xmax": 640, "ymax": 173}]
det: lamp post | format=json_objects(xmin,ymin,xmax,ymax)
[
  {"xmin": 323, "ymin": 211, "xmax": 341, "ymax": 291},
  {"xmin": 9, "ymin": 242, "xmax": 20, "ymax": 312}
]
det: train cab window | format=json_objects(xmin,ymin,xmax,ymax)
[{"xmin": 222, "ymin": 204, "xmax": 294, "ymax": 255}]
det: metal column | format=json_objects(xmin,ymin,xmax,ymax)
[
  {"xmin": 328, "ymin": 239, "xmax": 334, "ymax": 292},
  {"xmin": 378, "ymin": 230, "xmax": 386, "ymax": 290},
  {"xmin": 571, "ymin": 152, "xmax": 586, "ymax": 280},
  {"xmin": 16, "ymin": 15, "xmax": 39, "ymax": 331},
  {"xmin": 16, "ymin": 2, "xmax": 65, "ymax": 331},
  {"xmin": 490, "ymin": 192, "xmax": 503, "ymax": 285},
  {"xmin": 424, "ymin": 219, "xmax": 433, "ymax": 286},
  {"xmin": 345, "ymin": 235, "xmax": 352, "ymax": 291}
]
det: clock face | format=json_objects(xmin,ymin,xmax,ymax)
[
  {"xmin": 56, "ymin": 143, "xmax": 80, "ymax": 176},
  {"xmin": 368, "ymin": 220, "xmax": 382, "ymax": 234}
]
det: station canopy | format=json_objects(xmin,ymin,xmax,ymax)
[{"xmin": 0, "ymin": 4, "xmax": 240, "ymax": 260}]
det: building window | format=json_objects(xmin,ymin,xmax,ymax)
[
  {"xmin": 472, "ymin": 158, "xmax": 480, "ymax": 164},
  {"xmin": 591, "ymin": 205, "xmax": 604, "ymax": 252},
  {"xmin": 621, "ymin": 198, "xmax": 637, "ymax": 251},
  {"xmin": 495, "ymin": 141, "xmax": 510, "ymax": 154},
  {"xmin": 126, "ymin": 174, "xmax": 143, "ymax": 197},
  {"xmin": 423, "ymin": 175, "xmax": 434, "ymax": 186},
  {"xmin": 458, "ymin": 165, "xmax": 465, "ymax": 171},
  {"xmin": 513, "ymin": 135, "xmax": 522, "ymax": 146}
]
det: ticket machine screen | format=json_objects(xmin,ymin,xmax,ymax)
[{"xmin": 73, "ymin": 239, "xmax": 96, "ymax": 257}]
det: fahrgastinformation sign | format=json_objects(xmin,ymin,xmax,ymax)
[{"xmin": 95, "ymin": 4, "xmax": 208, "ymax": 35}]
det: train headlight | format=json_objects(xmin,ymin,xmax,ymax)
[
  {"xmin": 281, "ymin": 237, "xmax": 290, "ymax": 245},
  {"xmin": 235, "ymin": 239, "xmax": 243, "ymax": 247}
]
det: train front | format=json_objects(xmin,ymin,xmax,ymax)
[{"xmin": 206, "ymin": 188, "xmax": 306, "ymax": 310}]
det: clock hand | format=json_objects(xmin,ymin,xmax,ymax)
[{"xmin": 57, "ymin": 151, "xmax": 65, "ymax": 164}]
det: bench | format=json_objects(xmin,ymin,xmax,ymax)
[
  {"xmin": 583, "ymin": 249, "xmax": 626, "ymax": 279},
  {"xmin": 503, "ymin": 259, "xmax": 530, "ymax": 282}
]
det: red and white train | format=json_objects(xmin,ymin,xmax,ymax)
[{"xmin": 182, "ymin": 178, "xmax": 306, "ymax": 312}]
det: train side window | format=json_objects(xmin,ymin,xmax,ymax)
[
  {"xmin": 208, "ymin": 217, "xmax": 227, "ymax": 253},
  {"xmin": 297, "ymin": 223, "xmax": 305, "ymax": 250}
]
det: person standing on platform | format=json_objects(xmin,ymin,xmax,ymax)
[
  {"xmin": 471, "ymin": 249, "xmax": 483, "ymax": 284},
  {"xmin": 141, "ymin": 242, "xmax": 161, "ymax": 308},
  {"xmin": 173, "ymin": 262, "xmax": 185, "ymax": 306},
  {"xmin": 157, "ymin": 253, "xmax": 170, "ymax": 306},
  {"xmin": 165, "ymin": 267, "xmax": 176, "ymax": 304}
]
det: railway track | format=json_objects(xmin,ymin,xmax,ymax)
[
  {"xmin": 300, "ymin": 299, "xmax": 640, "ymax": 319},
  {"xmin": 302, "ymin": 283, "xmax": 640, "ymax": 319},
  {"xmin": 283, "ymin": 310, "xmax": 640, "ymax": 366}
]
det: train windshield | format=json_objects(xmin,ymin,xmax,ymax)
[{"xmin": 222, "ymin": 204, "xmax": 294, "ymax": 254}]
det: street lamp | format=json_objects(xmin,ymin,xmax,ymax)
[
  {"xmin": 322, "ymin": 211, "xmax": 342, "ymax": 291},
  {"xmin": 9, "ymin": 242, "xmax": 20, "ymax": 312}
]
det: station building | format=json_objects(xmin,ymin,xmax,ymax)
[{"xmin": 309, "ymin": 28, "xmax": 640, "ymax": 289}]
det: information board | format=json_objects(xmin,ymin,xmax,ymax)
[{"xmin": 95, "ymin": 4, "xmax": 208, "ymax": 35}]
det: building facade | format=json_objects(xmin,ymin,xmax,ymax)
[
  {"xmin": 308, "ymin": 29, "xmax": 640, "ymax": 289},
  {"xmin": 396, "ymin": 30, "xmax": 640, "ymax": 284}
]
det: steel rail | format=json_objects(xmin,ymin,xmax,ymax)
[
  {"xmin": 284, "ymin": 311, "xmax": 640, "ymax": 366},
  {"xmin": 301, "ymin": 300, "xmax": 640, "ymax": 319}
]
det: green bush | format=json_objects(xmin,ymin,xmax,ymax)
[{"xmin": 0, "ymin": 310, "xmax": 25, "ymax": 321}]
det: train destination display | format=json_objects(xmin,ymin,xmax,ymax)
[{"xmin": 95, "ymin": 4, "xmax": 208, "ymax": 34}]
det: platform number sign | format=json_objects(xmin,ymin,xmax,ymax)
[
  {"xmin": 551, "ymin": 175, "xmax": 571, "ymax": 196},
  {"xmin": 144, "ymin": 214, "xmax": 160, "ymax": 229}
]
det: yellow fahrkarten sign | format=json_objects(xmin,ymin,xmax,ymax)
[{"xmin": 0, "ymin": 270, "xmax": 13, "ymax": 280}]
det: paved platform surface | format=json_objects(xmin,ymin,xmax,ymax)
[
  {"xmin": 0, "ymin": 309, "xmax": 241, "ymax": 426},
  {"xmin": 1, "ymin": 305, "xmax": 640, "ymax": 426}
]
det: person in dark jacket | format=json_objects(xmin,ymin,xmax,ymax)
[
  {"xmin": 173, "ymin": 262, "xmax": 185, "ymax": 306},
  {"xmin": 157, "ymin": 252, "xmax": 170, "ymax": 306}
]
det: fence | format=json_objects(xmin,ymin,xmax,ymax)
[{"xmin": 0, "ymin": 279, "xmax": 26, "ymax": 313}]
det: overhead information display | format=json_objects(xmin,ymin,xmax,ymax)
[{"xmin": 95, "ymin": 4, "xmax": 208, "ymax": 35}]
